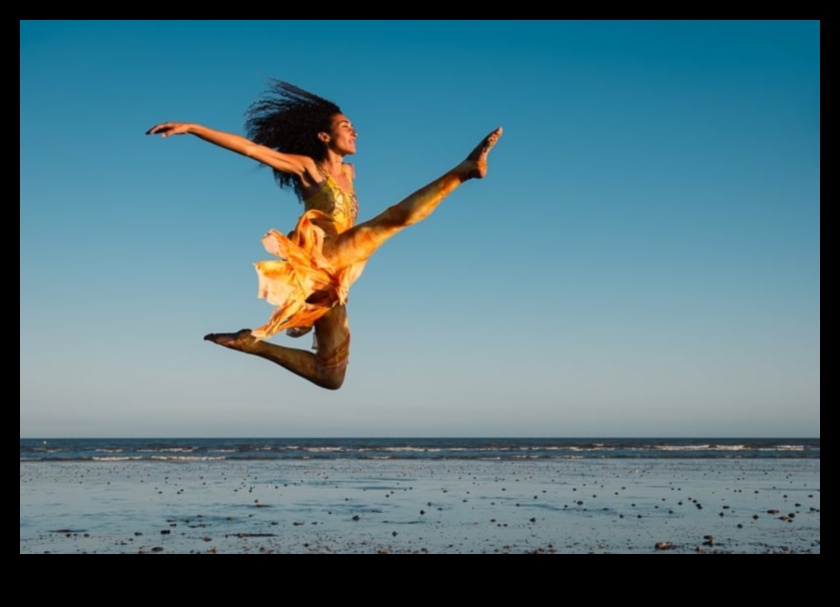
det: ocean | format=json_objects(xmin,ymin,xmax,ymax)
[{"xmin": 19, "ymin": 436, "xmax": 820, "ymax": 463}]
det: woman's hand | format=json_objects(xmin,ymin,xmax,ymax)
[{"xmin": 146, "ymin": 122, "xmax": 193, "ymax": 138}]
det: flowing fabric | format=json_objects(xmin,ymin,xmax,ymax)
[{"xmin": 251, "ymin": 168, "xmax": 362, "ymax": 341}]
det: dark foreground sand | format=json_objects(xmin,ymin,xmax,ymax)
[{"xmin": 20, "ymin": 458, "xmax": 820, "ymax": 554}]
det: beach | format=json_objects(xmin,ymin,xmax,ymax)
[{"xmin": 20, "ymin": 456, "xmax": 820, "ymax": 554}]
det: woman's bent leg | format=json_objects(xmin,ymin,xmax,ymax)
[
  {"xmin": 204, "ymin": 305, "xmax": 350, "ymax": 390},
  {"xmin": 326, "ymin": 127, "xmax": 502, "ymax": 269}
]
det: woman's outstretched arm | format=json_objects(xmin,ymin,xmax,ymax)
[{"xmin": 146, "ymin": 121, "xmax": 318, "ymax": 182}]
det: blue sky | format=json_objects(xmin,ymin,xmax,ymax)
[{"xmin": 20, "ymin": 20, "xmax": 820, "ymax": 438}]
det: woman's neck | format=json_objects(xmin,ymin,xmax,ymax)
[{"xmin": 320, "ymin": 151, "xmax": 345, "ymax": 176}]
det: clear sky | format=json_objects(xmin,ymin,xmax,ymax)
[{"xmin": 20, "ymin": 20, "xmax": 820, "ymax": 438}]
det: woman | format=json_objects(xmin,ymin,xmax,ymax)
[{"xmin": 147, "ymin": 80, "xmax": 501, "ymax": 390}]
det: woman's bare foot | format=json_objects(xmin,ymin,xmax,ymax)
[
  {"xmin": 204, "ymin": 329, "xmax": 259, "ymax": 353},
  {"xmin": 458, "ymin": 127, "xmax": 503, "ymax": 180}
]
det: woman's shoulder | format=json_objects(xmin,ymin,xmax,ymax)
[
  {"xmin": 298, "ymin": 156, "xmax": 323, "ymax": 187},
  {"xmin": 341, "ymin": 163, "xmax": 355, "ymax": 180}
]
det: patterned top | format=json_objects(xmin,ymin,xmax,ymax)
[{"xmin": 303, "ymin": 166, "xmax": 359, "ymax": 234}]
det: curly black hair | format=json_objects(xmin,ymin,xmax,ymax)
[{"xmin": 245, "ymin": 79, "xmax": 343, "ymax": 202}]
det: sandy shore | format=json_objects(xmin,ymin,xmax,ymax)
[{"xmin": 20, "ymin": 458, "xmax": 820, "ymax": 554}]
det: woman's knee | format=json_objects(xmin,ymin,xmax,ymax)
[
  {"xmin": 315, "ymin": 356, "xmax": 347, "ymax": 389},
  {"xmin": 317, "ymin": 369, "xmax": 346, "ymax": 390}
]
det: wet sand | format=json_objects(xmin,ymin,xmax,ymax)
[{"xmin": 20, "ymin": 458, "xmax": 820, "ymax": 554}]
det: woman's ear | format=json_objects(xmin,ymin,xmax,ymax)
[{"xmin": 318, "ymin": 132, "xmax": 330, "ymax": 144}]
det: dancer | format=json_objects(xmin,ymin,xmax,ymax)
[{"xmin": 147, "ymin": 80, "xmax": 501, "ymax": 389}]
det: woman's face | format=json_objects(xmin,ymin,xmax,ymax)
[{"xmin": 325, "ymin": 114, "xmax": 357, "ymax": 155}]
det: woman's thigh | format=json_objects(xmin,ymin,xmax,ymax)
[{"xmin": 313, "ymin": 305, "xmax": 351, "ymax": 367}]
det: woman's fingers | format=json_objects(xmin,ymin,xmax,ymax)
[{"xmin": 146, "ymin": 122, "xmax": 180, "ymax": 136}]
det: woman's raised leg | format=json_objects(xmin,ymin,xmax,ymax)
[
  {"xmin": 204, "ymin": 304, "xmax": 350, "ymax": 390},
  {"xmin": 325, "ymin": 127, "xmax": 502, "ymax": 269}
]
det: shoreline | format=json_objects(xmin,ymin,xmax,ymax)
[{"xmin": 21, "ymin": 458, "xmax": 820, "ymax": 554}]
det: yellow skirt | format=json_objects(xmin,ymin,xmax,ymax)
[{"xmin": 251, "ymin": 209, "xmax": 363, "ymax": 340}]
